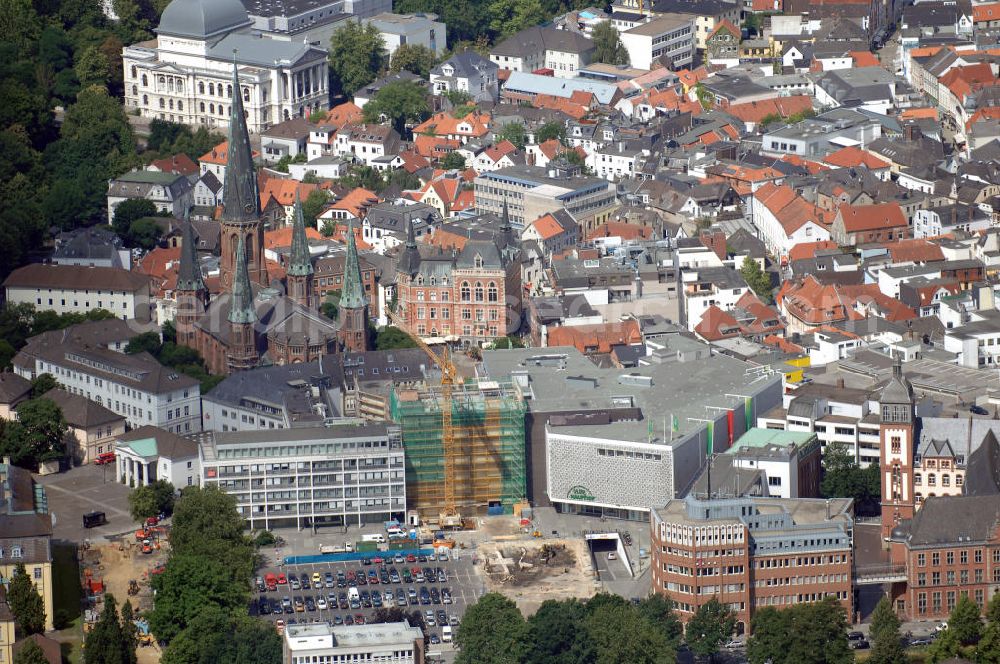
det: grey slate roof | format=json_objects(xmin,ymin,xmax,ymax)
[
  {"xmin": 157, "ymin": 0, "xmax": 252, "ymax": 39},
  {"xmin": 905, "ymin": 494, "xmax": 1000, "ymax": 546}
]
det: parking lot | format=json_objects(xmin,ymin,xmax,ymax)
[{"xmin": 253, "ymin": 549, "xmax": 483, "ymax": 653}]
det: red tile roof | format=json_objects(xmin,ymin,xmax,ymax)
[
  {"xmin": 787, "ymin": 240, "xmax": 840, "ymax": 262},
  {"xmin": 694, "ymin": 305, "xmax": 743, "ymax": 341},
  {"xmin": 836, "ymin": 202, "xmax": 906, "ymax": 233},
  {"xmin": 149, "ymin": 153, "xmax": 198, "ymax": 176},
  {"xmin": 824, "ymin": 146, "xmax": 890, "ymax": 170},
  {"xmin": 884, "ymin": 238, "xmax": 945, "ymax": 264},
  {"xmin": 546, "ymin": 320, "xmax": 643, "ymax": 354},
  {"xmin": 725, "ymin": 95, "xmax": 814, "ymax": 125}
]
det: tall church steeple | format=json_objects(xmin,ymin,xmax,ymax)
[
  {"xmin": 227, "ymin": 235, "xmax": 259, "ymax": 372},
  {"xmin": 286, "ymin": 191, "xmax": 314, "ymax": 308},
  {"xmin": 880, "ymin": 354, "xmax": 916, "ymax": 540},
  {"xmin": 219, "ymin": 55, "xmax": 268, "ymax": 289},
  {"xmin": 175, "ymin": 220, "xmax": 207, "ymax": 347},
  {"xmin": 397, "ymin": 216, "xmax": 421, "ymax": 278},
  {"xmin": 337, "ymin": 220, "xmax": 369, "ymax": 352}
]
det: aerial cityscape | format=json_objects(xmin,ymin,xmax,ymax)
[{"xmin": 3, "ymin": 0, "xmax": 1000, "ymax": 662}]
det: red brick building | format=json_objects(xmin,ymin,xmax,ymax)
[
  {"xmin": 651, "ymin": 496, "xmax": 854, "ymax": 635},
  {"xmin": 395, "ymin": 206, "xmax": 521, "ymax": 344}
]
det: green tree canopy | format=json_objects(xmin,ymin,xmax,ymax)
[
  {"xmin": 820, "ymin": 441, "xmax": 881, "ymax": 510},
  {"xmin": 29, "ymin": 373, "xmax": 58, "ymax": 398},
  {"xmin": 592, "ymin": 21, "xmax": 629, "ymax": 65},
  {"xmin": 301, "ymin": 189, "xmax": 329, "ymax": 227},
  {"xmin": 375, "ymin": 327, "xmax": 418, "ymax": 350},
  {"xmin": 585, "ymin": 599, "xmax": 675, "ymax": 664},
  {"xmin": 440, "ymin": 151, "xmax": 468, "ymax": 170},
  {"xmin": 740, "ymin": 256, "xmax": 772, "ymax": 303},
  {"xmin": 150, "ymin": 554, "xmax": 250, "ymax": 643},
  {"xmin": 747, "ymin": 598, "xmax": 851, "ymax": 664},
  {"xmin": 8, "ymin": 563, "xmax": 45, "ymax": 637},
  {"xmin": 128, "ymin": 480, "xmax": 175, "ymax": 522},
  {"xmin": 488, "ymin": 0, "xmax": 547, "ymax": 39},
  {"xmin": 390, "ymin": 43, "xmax": 437, "ymax": 78},
  {"xmin": 160, "ymin": 607, "xmax": 281, "ymax": 664},
  {"xmin": 536, "ymin": 120, "xmax": 566, "ymax": 144},
  {"xmin": 111, "ymin": 198, "xmax": 157, "ymax": 240},
  {"xmin": 14, "ymin": 640, "xmax": 50, "ymax": 664},
  {"xmin": 685, "ymin": 597, "xmax": 735, "ymax": 659},
  {"xmin": 84, "ymin": 593, "xmax": 137, "ymax": 664},
  {"xmin": 636, "ymin": 594, "xmax": 683, "ymax": 652},
  {"xmin": 523, "ymin": 599, "xmax": 595, "ymax": 664},
  {"xmin": 497, "ymin": 122, "xmax": 527, "ymax": 150},
  {"xmin": 455, "ymin": 592, "xmax": 526, "ymax": 664},
  {"xmin": 869, "ymin": 597, "xmax": 905, "ymax": 664},
  {"xmin": 949, "ymin": 594, "xmax": 983, "ymax": 646},
  {"xmin": 362, "ymin": 80, "xmax": 432, "ymax": 136},
  {"xmin": 168, "ymin": 486, "xmax": 254, "ymax": 581},
  {"xmin": 0, "ymin": 397, "xmax": 67, "ymax": 469},
  {"xmin": 329, "ymin": 22, "xmax": 388, "ymax": 97}
]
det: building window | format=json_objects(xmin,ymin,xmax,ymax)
[
  {"xmin": 488, "ymin": 282, "xmax": 498, "ymax": 302},
  {"xmin": 460, "ymin": 282, "xmax": 471, "ymax": 302}
]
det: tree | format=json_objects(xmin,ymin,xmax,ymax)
[
  {"xmin": 928, "ymin": 628, "xmax": 962, "ymax": 663},
  {"xmin": 301, "ymin": 189, "xmax": 329, "ymax": 227},
  {"xmin": 444, "ymin": 89, "xmax": 474, "ymax": 107},
  {"xmin": 128, "ymin": 480, "xmax": 175, "ymax": 522},
  {"xmin": 363, "ymin": 80, "xmax": 432, "ymax": 136},
  {"xmin": 149, "ymin": 554, "xmax": 250, "ymax": 643},
  {"xmin": 162, "ymin": 608, "xmax": 282, "ymax": 664},
  {"xmin": 126, "ymin": 331, "xmax": 162, "ymax": 355},
  {"xmin": 592, "ymin": 21, "xmax": 629, "ymax": 65},
  {"xmin": 440, "ymin": 151, "xmax": 467, "ymax": 170},
  {"xmin": 120, "ymin": 600, "xmax": 139, "ymax": 664},
  {"xmin": 329, "ymin": 21, "xmax": 388, "ymax": 97},
  {"xmin": 820, "ymin": 440, "xmax": 880, "ymax": 509},
  {"xmin": 637, "ymin": 594, "xmax": 683, "ymax": 652},
  {"xmin": 127, "ymin": 217, "xmax": 163, "ymax": 250},
  {"xmin": 390, "ymin": 43, "xmax": 437, "ymax": 78},
  {"xmin": 168, "ymin": 486, "xmax": 254, "ymax": 581},
  {"xmin": 685, "ymin": 598, "xmax": 735, "ymax": 660},
  {"xmin": 29, "ymin": 373, "xmax": 58, "ymax": 398},
  {"xmin": 455, "ymin": 592, "xmax": 526, "ymax": 664},
  {"xmin": 84, "ymin": 593, "xmax": 136, "ymax": 664},
  {"xmin": 740, "ymin": 256, "xmax": 772, "ymax": 303},
  {"xmin": 488, "ymin": 0, "xmax": 547, "ymax": 39},
  {"xmin": 536, "ymin": 120, "xmax": 566, "ymax": 144},
  {"xmin": 74, "ymin": 44, "xmax": 110, "ymax": 89},
  {"xmin": 869, "ymin": 597, "xmax": 905, "ymax": 664},
  {"xmin": 585, "ymin": 600, "xmax": 674, "ymax": 664},
  {"xmin": 695, "ymin": 83, "xmax": 714, "ymax": 111},
  {"xmin": 375, "ymin": 327, "xmax": 418, "ymax": 350},
  {"xmin": 0, "ymin": 397, "xmax": 67, "ymax": 469},
  {"xmin": 112, "ymin": 198, "xmax": 157, "ymax": 239},
  {"xmin": 0, "ymin": 0, "xmax": 42, "ymax": 52},
  {"xmin": 747, "ymin": 599, "xmax": 851, "ymax": 664},
  {"xmin": 490, "ymin": 336, "xmax": 524, "ymax": 349},
  {"xmin": 497, "ymin": 122, "xmax": 527, "ymax": 150},
  {"xmin": 14, "ymin": 640, "xmax": 49, "ymax": 664},
  {"xmin": 8, "ymin": 563, "xmax": 45, "ymax": 636},
  {"xmin": 523, "ymin": 599, "xmax": 595, "ymax": 664},
  {"xmin": 949, "ymin": 594, "xmax": 983, "ymax": 646}
]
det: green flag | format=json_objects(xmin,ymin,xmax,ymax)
[
  {"xmin": 706, "ymin": 420, "xmax": 714, "ymax": 455},
  {"xmin": 745, "ymin": 396, "xmax": 753, "ymax": 431},
  {"xmin": 671, "ymin": 414, "xmax": 679, "ymax": 432},
  {"xmin": 648, "ymin": 418, "xmax": 653, "ymax": 442}
]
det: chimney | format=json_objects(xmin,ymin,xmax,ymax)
[{"xmin": 836, "ymin": 377, "xmax": 845, "ymax": 388}]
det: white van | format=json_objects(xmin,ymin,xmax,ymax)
[
  {"xmin": 441, "ymin": 626, "xmax": 453, "ymax": 642},
  {"xmin": 362, "ymin": 534, "xmax": 385, "ymax": 543}
]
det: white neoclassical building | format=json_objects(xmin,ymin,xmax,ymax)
[{"xmin": 122, "ymin": 0, "xmax": 330, "ymax": 133}]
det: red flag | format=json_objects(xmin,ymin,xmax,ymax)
[{"xmin": 727, "ymin": 409, "xmax": 735, "ymax": 447}]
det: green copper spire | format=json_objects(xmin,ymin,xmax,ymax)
[
  {"xmin": 287, "ymin": 191, "xmax": 314, "ymax": 277},
  {"xmin": 228, "ymin": 235, "xmax": 257, "ymax": 324},
  {"xmin": 176, "ymin": 220, "xmax": 205, "ymax": 292},
  {"xmin": 221, "ymin": 54, "xmax": 260, "ymax": 224},
  {"xmin": 339, "ymin": 219, "xmax": 366, "ymax": 310}
]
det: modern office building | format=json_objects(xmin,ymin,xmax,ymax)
[
  {"xmin": 195, "ymin": 423, "xmax": 405, "ymax": 529},
  {"xmin": 474, "ymin": 163, "xmax": 618, "ymax": 232},
  {"xmin": 651, "ymin": 495, "xmax": 855, "ymax": 634},
  {"xmin": 283, "ymin": 621, "xmax": 424, "ymax": 664}
]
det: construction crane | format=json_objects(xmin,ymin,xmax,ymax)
[{"xmin": 385, "ymin": 307, "xmax": 463, "ymax": 528}]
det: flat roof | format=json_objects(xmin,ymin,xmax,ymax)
[{"xmin": 729, "ymin": 427, "xmax": 816, "ymax": 451}]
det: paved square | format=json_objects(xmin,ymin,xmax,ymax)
[{"xmin": 37, "ymin": 463, "xmax": 134, "ymax": 542}]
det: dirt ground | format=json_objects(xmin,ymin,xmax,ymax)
[
  {"xmin": 80, "ymin": 534, "xmax": 168, "ymax": 663},
  {"xmin": 476, "ymin": 538, "xmax": 597, "ymax": 616}
]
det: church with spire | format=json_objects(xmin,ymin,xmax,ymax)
[
  {"xmin": 173, "ymin": 62, "xmax": 369, "ymax": 375},
  {"xmin": 394, "ymin": 200, "xmax": 522, "ymax": 344}
]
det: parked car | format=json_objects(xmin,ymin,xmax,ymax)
[
  {"xmin": 849, "ymin": 640, "xmax": 870, "ymax": 650},
  {"xmin": 971, "ymin": 405, "xmax": 989, "ymax": 415}
]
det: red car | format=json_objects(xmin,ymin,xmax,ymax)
[
  {"xmin": 276, "ymin": 573, "xmax": 287, "ymax": 585},
  {"xmin": 94, "ymin": 452, "xmax": 116, "ymax": 465},
  {"xmin": 354, "ymin": 614, "xmax": 366, "ymax": 625},
  {"xmin": 406, "ymin": 554, "xmax": 416, "ymax": 563},
  {"xmin": 373, "ymin": 557, "xmax": 383, "ymax": 564}
]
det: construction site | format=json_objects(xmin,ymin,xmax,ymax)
[{"xmin": 390, "ymin": 379, "xmax": 527, "ymax": 519}]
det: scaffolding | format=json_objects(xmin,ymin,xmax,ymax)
[{"xmin": 390, "ymin": 379, "xmax": 527, "ymax": 516}]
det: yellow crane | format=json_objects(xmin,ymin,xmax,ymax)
[{"xmin": 385, "ymin": 308, "xmax": 463, "ymax": 528}]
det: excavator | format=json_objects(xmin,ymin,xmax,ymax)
[{"xmin": 386, "ymin": 308, "xmax": 463, "ymax": 529}]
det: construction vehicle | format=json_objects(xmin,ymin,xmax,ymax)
[
  {"xmin": 127, "ymin": 579, "xmax": 140, "ymax": 596},
  {"xmin": 386, "ymin": 308, "xmax": 463, "ymax": 528}
]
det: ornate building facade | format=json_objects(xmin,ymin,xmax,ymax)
[{"xmin": 395, "ymin": 203, "xmax": 522, "ymax": 344}]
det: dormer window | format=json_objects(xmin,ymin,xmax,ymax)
[{"xmin": 474, "ymin": 254, "xmax": 483, "ymax": 268}]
